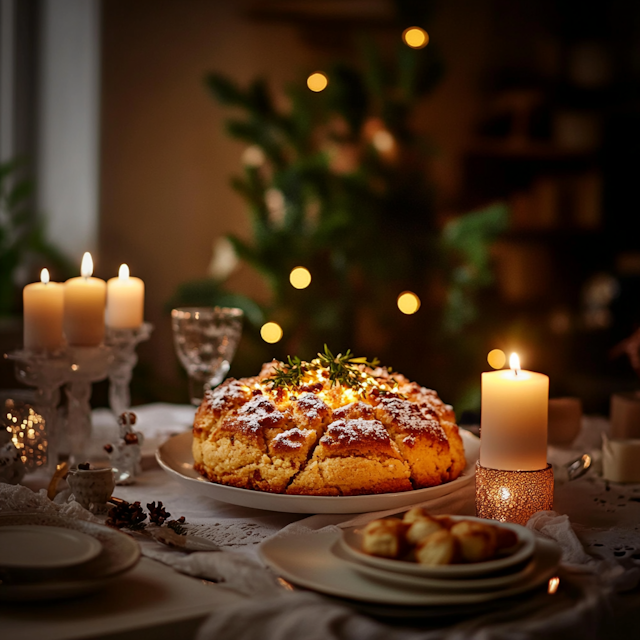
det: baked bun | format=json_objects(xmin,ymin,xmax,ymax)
[
  {"xmin": 192, "ymin": 355, "xmax": 466, "ymax": 496},
  {"xmin": 362, "ymin": 519, "xmax": 408, "ymax": 558},
  {"xmin": 415, "ymin": 529, "xmax": 459, "ymax": 565}
]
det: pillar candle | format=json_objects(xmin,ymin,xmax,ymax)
[
  {"xmin": 106, "ymin": 264, "xmax": 144, "ymax": 329},
  {"xmin": 481, "ymin": 354, "xmax": 549, "ymax": 471},
  {"xmin": 63, "ymin": 252, "xmax": 106, "ymax": 346},
  {"xmin": 23, "ymin": 269, "xmax": 64, "ymax": 351},
  {"xmin": 610, "ymin": 392, "xmax": 640, "ymax": 439}
]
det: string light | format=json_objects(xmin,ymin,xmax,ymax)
[
  {"xmin": 261, "ymin": 322, "xmax": 283, "ymax": 344},
  {"xmin": 307, "ymin": 72, "xmax": 328, "ymax": 92},
  {"xmin": 397, "ymin": 291, "xmax": 421, "ymax": 314},
  {"xmin": 487, "ymin": 349, "xmax": 506, "ymax": 369},
  {"xmin": 289, "ymin": 267, "xmax": 312, "ymax": 289},
  {"xmin": 372, "ymin": 130, "xmax": 394, "ymax": 153},
  {"xmin": 402, "ymin": 27, "xmax": 429, "ymax": 49}
]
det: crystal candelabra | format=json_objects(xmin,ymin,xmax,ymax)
[
  {"xmin": 5, "ymin": 323, "xmax": 153, "ymax": 466},
  {"xmin": 65, "ymin": 345, "xmax": 114, "ymax": 463},
  {"xmin": 106, "ymin": 322, "xmax": 153, "ymax": 416}
]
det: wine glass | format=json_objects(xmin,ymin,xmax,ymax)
[{"xmin": 171, "ymin": 307, "xmax": 243, "ymax": 406}]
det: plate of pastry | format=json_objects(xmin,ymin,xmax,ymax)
[
  {"xmin": 157, "ymin": 354, "xmax": 479, "ymax": 514},
  {"xmin": 339, "ymin": 510, "xmax": 536, "ymax": 578},
  {"xmin": 259, "ymin": 528, "xmax": 560, "ymax": 606}
]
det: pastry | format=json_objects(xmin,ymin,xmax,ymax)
[
  {"xmin": 192, "ymin": 351, "xmax": 466, "ymax": 495},
  {"xmin": 361, "ymin": 518, "xmax": 408, "ymax": 558}
]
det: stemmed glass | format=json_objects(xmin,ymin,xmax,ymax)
[{"xmin": 171, "ymin": 307, "xmax": 243, "ymax": 406}]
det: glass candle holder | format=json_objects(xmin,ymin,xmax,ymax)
[
  {"xmin": 0, "ymin": 390, "xmax": 48, "ymax": 472},
  {"xmin": 475, "ymin": 462, "xmax": 554, "ymax": 525}
]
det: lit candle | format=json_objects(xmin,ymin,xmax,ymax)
[
  {"xmin": 63, "ymin": 252, "xmax": 107, "ymax": 346},
  {"xmin": 23, "ymin": 268, "xmax": 64, "ymax": 351},
  {"xmin": 481, "ymin": 353, "xmax": 549, "ymax": 471},
  {"xmin": 106, "ymin": 264, "xmax": 144, "ymax": 329}
]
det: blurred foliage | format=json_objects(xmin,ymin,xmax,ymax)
[
  {"xmin": 174, "ymin": 2, "xmax": 507, "ymax": 410},
  {"xmin": 0, "ymin": 160, "xmax": 73, "ymax": 317}
]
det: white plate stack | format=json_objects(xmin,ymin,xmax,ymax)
[{"xmin": 259, "ymin": 516, "xmax": 562, "ymax": 612}]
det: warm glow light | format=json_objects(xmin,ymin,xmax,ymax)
[
  {"xmin": 118, "ymin": 264, "xmax": 130, "ymax": 280},
  {"xmin": 548, "ymin": 576, "xmax": 560, "ymax": 594},
  {"xmin": 307, "ymin": 72, "xmax": 328, "ymax": 92},
  {"xmin": 80, "ymin": 252, "xmax": 94, "ymax": 278},
  {"xmin": 487, "ymin": 348, "xmax": 506, "ymax": 369},
  {"xmin": 261, "ymin": 322, "xmax": 283, "ymax": 344},
  {"xmin": 289, "ymin": 267, "xmax": 311, "ymax": 289},
  {"xmin": 397, "ymin": 291, "xmax": 421, "ymax": 314},
  {"xmin": 509, "ymin": 352, "xmax": 521, "ymax": 374},
  {"xmin": 40, "ymin": 268, "xmax": 50, "ymax": 285},
  {"xmin": 499, "ymin": 486, "xmax": 511, "ymax": 501},
  {"xmin": 372, "ymin": 130, "xmax": 394, "ymax": 153},
  {"xmin": 402, "ymin": 26, "xmax": 429, "ymax": 49},
  {"xmin": 242, "ymin": 145, "xmax": 265, "ymax": 167}
]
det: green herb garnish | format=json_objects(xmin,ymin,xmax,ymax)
[
  {"xmin": 317, "ymin": 345, "xmax": 379, "ymax": 388},
  {"xmin": 265, "ymin": 345, "xmax": 381, "ymax": 392},
  {"xmin": 268, "ymin": 355, "xmax": 306, "ymax": 390}
]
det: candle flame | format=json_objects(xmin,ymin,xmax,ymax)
[
  {"xmin": 40, "ymin": 268, "xmax": 50, "ymax": 285},
  {"xmin": 118, "ymin": 263, "xmax": 130, "ymax": 280},
  {"xmin": 509, "ymin": 353, "xmax": 521, "ymax": 375},
  {"xmin": 81, "ymin": 252, "xmax": 93, "ymax": 278}
]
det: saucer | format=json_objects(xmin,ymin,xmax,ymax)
[
  {"xmin": 0, "ymin": 525, "xmax": 102, "ymax": 570},
  {"xmin": 340, "ymin": 516, "xmax": 536, "ymax": 578},
  {"xmin": 339, "ymin": 552, "xmax": 537, "ymax": 592},
  {"xmin": 0, "ymin": 513, "xmax": 140, "ymax": 601}
]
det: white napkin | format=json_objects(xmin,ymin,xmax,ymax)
[{"xmin": 526, "ymin": 510, "xmax": 640, "ymax": 592}]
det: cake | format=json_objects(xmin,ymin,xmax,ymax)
[{"xmin": 192, "ymin": 350, "xmax": 466, "ymax": 496}]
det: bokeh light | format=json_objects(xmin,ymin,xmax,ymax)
[
  {"xmin": 289, "ymin": 266, "xmax": 312, "ymax": 289},
  {"xmin": 397, "ymin": 291, "xmax": 421, "ymax": 314},
  {"xmin": 487, "ymin": 349, "xmax": 506, "ymax": 369},
  {"xmin": 261, "ymin": 322, "xmax": 283, "ymax": 344},
  {"xmin": 548, "ymin": 576, "xmax": 560, "ymax": 594},
  {"xmin": 307, "ymin": 72, "xmax": 328, "ymax": 92},
  {"xmin": 372, "ymin": 130, "xmax": 394, "ymax": 153},
  {"xmin": 402, "ymin": 27, "xmax": 429, "ymax": 49}
]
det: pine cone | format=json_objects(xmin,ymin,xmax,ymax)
[
  {"xmin": 106, "ymin": 500, "xmax": 147, "ymax": 530},
  {"xmin": 147, "ymin": 501, "xmax": 171, "ymax": 525}
]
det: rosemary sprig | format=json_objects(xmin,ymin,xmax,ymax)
[
  {"xmin": 267, "ymin": 355, "xmax": 306, "ymax": 390},
  {"xmin": 317, "ymin": 345, "xmax": 380, "ymax": 388},
  {"xmin": 264, "ymin": 345, "xmax": 381, "ymax": 392}
]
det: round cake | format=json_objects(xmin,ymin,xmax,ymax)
[{"xmin": 192, "ymin": 353, "xmax": 466, "ymax": 496}]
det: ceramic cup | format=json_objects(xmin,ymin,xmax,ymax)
[
  {"xmin": 67, "ymin": 467, "xmax": 115, "ymax": 511},
  {"xmin": 548, "ymin": 397, "xmax": 583, "ymax": 446}
]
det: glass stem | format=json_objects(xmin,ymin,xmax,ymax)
[{"xmin": 188, "ymin": 375, "xmax": 205, "ymax": 407}]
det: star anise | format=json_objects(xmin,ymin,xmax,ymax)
[
  {"xmin": 106, "ymin": 500, "xmax": 147, "ymax": 530},
  {"xmin": 147, "ymin": 500, "xmax": 170, "ymax": 525}
]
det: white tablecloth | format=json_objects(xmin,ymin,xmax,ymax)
[{"xmin": 4, "ymin": 404, "xmax": 640, "ymax": 640}]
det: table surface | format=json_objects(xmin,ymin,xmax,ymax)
[{"xmin": 3, "ymin": 403, "xmax": 640, "ymax": 640}]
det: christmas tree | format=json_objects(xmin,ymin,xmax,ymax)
[{"xmin": 173, "ymin": 4, "xmax": 507, "ymax": 410}]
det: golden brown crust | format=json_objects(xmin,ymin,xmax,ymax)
[{"xmin": 192, "ymin": 361, "xmax": 466, "ymax": 496}]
